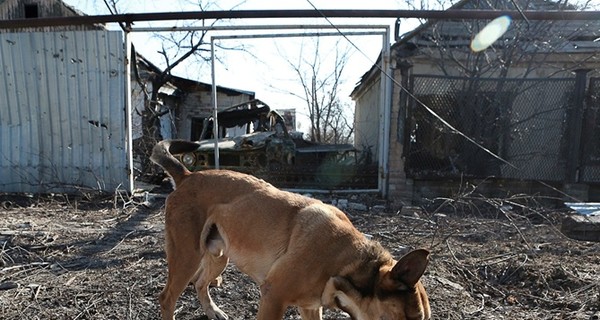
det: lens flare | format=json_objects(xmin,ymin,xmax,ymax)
[{"xmin": 471, "ymin": 15, "xmax": 512, "ymax": 52}]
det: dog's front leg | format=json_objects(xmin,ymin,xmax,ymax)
[
  {"xmin": 256, "ymin": 299, "xmax": 286, "ymax": 320},
  {"xmin": 299, "ymin": 307, "xmax": 323, "ymax": 320},
  {"xmin": 256, "ymin": 283, "xmax": 287, "ymax": 320}
]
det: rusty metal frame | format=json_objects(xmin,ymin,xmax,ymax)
[
  {"xmin": 126, "ymin": 23, "xmax": 390, "ymax": 194},
  {"xmin": 1, "ymin": 10, "xmax": 599, "ymax": 29},
  {"xmin": 206, "ymin": 27, "xmax": 390, "ymax": 195}
]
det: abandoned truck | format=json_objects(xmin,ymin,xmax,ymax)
[{"xmin": 174, "ymin": 99, "xmax": 377, "ymax": 189}]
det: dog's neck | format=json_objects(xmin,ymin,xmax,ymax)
[{"xmin": 338, "ymin": 240, "xmax": 394, "ymax": 297}]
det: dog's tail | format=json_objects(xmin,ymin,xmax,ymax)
[{"xmin": 150, "ymin": 140, "xmax": 200, "ymax": 186}]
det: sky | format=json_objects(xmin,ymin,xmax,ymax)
[{"xmin": 62, "ymin": 0, "xmax": 424, "ymax": 132}]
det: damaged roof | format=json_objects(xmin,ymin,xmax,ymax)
[{"xmin": 134, "ymin": 48, "xmax": 255, "ymax": 98}]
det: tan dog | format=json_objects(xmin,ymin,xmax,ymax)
[{"xmin": 151, "ymin": 140, "xmax": 431, "ymax": 320}]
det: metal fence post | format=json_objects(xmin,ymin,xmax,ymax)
[{"xmin": 566, "ymin": 69, "xmax": 591, "ymax": 183}]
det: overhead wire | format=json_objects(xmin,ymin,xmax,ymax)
[
  {"xmin": 303, "ymin": 0, "xmax": 584, "ymax": 200},
  {"xmin": 304, "ymin": 0, "xmax": 517, "ymax": 170}
]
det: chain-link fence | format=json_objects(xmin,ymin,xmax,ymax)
[
  {"xmin": 405, "ymin": 75, "xmax": 582, "ymax": 182},
  {"xmin": 582, "ymin": 78, "xmax": 600, "ymax": 183}
]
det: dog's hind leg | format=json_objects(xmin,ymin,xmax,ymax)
[
  {"xmin": 299, "ymin": 307, "xmax": 323, "ymax": 320},
  {"xmin": 159, "ymin": 246, "xmax": 202, "ymax": 320},
  {"xmin": 194, "ymin": 253, "xmax": 229, "ymax": 320}
]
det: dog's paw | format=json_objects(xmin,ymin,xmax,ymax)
[
  {"xmin": 205, "ymin": 307, "xmax": 229, "ymax": 320},
  {"xmin": 209, "ymin": 275, "xmax": 223, "ymax": 287}
]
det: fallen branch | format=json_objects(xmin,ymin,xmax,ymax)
[{"xmin": 1, "ymin": 261, "xmax": 50, "ymax": 273}]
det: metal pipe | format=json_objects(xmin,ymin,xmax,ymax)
[
  {"xmin": 381, "ymin": 27, "xmax": 392, "ymax": 198},
  {"xmin": 210, "ymin": 37, "xmax": 220, "ymax": 169},
  {"xmin": 1, "ymin": 10, "xmax": 598, "ymax": 28},
  {"xmin": 124, "ymin": 28, "xmax": 134, "ymax": 193},
  {"xmin": 131, "ymin": 24, "xmax": 390, "ymax": 32},
  {"xmin": 209, "ymin": 29, "xmax": 385, "ymax": 176},
  {"xmin": 212, "ymin": 31, "xmax": 385, "ymax": 40}
]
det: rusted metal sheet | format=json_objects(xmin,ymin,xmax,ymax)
[{"xmin": 0, "ymin": 30, "xmax": 127, "ymax": 194}]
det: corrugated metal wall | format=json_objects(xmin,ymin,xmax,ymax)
[{"xmin": 0, "ymin": 30, "xmax": 127, "ymax": 193}]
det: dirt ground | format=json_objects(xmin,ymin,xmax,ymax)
[{"xmin": 0, "ymin": 189, "xmax": 598, "ymax": 320}]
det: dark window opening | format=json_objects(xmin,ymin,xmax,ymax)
[
  {"xmin": 190, "ymin": 117, "xmax": 207, "ymax": 141},
  {"xmin": 24, "ymin": 4, "xmax": 39, "ymax": 18}
]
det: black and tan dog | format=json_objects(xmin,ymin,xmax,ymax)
[{"xmin": 151, "ymin": 140, "xmax": 431, "ymax": 320}]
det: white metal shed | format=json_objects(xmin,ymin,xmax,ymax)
[{"xmin": 0, "ymin": 30, "xmax": 128, "ymax": 193}]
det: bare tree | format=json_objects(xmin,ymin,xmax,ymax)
[
  {"xmin": 402, "ymin": 0, "xmax": 599, "ymax": 178},
  {"xmin": 282, "ymin": 38, "xmax": 354, "ymax": 144},
  {"xmin": 103, "ymin": 0, "xmax": 247, "ymax": 180}
]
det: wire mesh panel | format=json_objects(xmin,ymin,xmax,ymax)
[
  {"xmin": 406, "ymin": 75, "xmax": 575, "ymax": 181},
  {"xmin": 581, "ymin": 77, "xmax": 600, "ymax": 183}
]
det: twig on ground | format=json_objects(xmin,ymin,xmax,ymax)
[
  {"xmin": 1, "ymin": 261, "xmax": 50, "ymax": 273},
  {"xmin": 465, "ymin": 293, "xmax": 485, "ymax": 315}
]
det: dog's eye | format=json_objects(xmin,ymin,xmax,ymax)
[{"xmin": 182, "ymin": 153, "xmax": 195, "ymax": 166}]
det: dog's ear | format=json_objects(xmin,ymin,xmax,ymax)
[{"xmin": 382, "ymin": 249, "xmax": 430, "ymax": 291}]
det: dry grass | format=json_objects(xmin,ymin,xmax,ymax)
[{"xmin": 0, "ymin": 192, "xmax": 598, "ymax": 319}]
